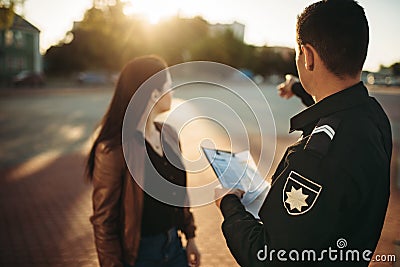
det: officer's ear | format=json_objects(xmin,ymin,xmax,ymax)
[{"xmin": 301, "ymin": 44, "xmax": 314, "ymax": 71}]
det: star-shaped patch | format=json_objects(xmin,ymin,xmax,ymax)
[{"xmin": 285, "ymin": 186, "xmax": 309, "ymax": 212}]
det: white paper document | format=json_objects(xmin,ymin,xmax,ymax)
[{"xmin": 202, "ymin": 147, "xmax": 270, "ymax": 219}]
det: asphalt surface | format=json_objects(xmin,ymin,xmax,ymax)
[{"xmin": 0, "ymin": 83, "xmax": 399, "ymax": 266}]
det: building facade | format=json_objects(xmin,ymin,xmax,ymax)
[{"xmin": 0, "ymin": 12, "xmax": 42, "ymax": 85}]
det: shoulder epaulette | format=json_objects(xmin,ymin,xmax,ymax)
[{"xmin": 304, "ymin": 115, "xmax": 341, "ymax": 158}]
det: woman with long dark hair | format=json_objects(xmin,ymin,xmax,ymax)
[{"xmin": 86, "ymin": 55, "xmax": 200, "ymax": 267}]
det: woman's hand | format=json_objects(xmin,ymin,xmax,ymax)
[
  {"xmin": 214, "ymin": 186, "xmax": 245, "ymax": 209},
  {"xmin": 186, "ymin": 238, "xmax": 201, "ymax": 267}
]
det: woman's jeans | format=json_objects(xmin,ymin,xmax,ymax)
[{"xmin": 125, "ymin": 228, "xmax": 188, "ymax": 267}]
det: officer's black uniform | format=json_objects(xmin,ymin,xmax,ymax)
[{"xmin": 220, "ymin": 82, "xmax": 392, "ymax": 266}]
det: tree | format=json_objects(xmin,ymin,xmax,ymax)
[
  {"xmin": 44, "ymin": 3, "xmax": 295, "ymax": 78},
  {"xmin": 143, "ymin": 16, "xmax": 209, "ymax": 65},
  {"xmin": 190, "ymin": 28, "xmax": 254, "ymax": 69},
  {"xmin": 252, "ymin": 46, "xmax": 296, "ymax": 77},
  {"xmin": 45, "ymin": 0, "xmax": 137, "ymax": 73},
  {"xmin": 390, "ymin": 62, "xmax": 400, "ymax": 76},
  {"xmin": 0, "ymin": 0, "xmax": 24, "ymax": 29}
]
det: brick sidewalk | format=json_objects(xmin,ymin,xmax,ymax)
[
  {"xmin": 0, "ymin": 143, "xmax": 399, "ymax": 266},
  {"xmin": 0, "ymin": 150, "xmax": 239, "ymax": 267}
]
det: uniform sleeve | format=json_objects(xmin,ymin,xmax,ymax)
[
  {"xmin": 220, "ymin": 149, "xmax": 359, "ymax": 266},
  {"xmin": 90, "ymin": 144, "xmax": 124, "ymax": 267},
  {"xmin": 220, "ymin": 195, "xmax": 268, "ymax": 267},
  {"xmin": 292, "ymin": 82, "xmax": 314, "ymax": 107},
  {"xmin": 262, "ymin": 153, "xmax": 347, "ymax": 249}
]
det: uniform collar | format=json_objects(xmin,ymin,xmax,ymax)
[{"xmin": 290, "ymin": 82, "xmax": 369, "ymax": 132}]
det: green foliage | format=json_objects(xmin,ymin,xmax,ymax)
[
  {"xmin": 253, "ymin": 47, "xmax": 297, "ymax": 76},
  {"xmin": 190, "ymin": 29, "xmax": 254, "ymax": 69},
  {"xmin": 390, "ymin": 62, "xmax": 400, "ymax": 76},
  {"xmin": 44, "ymin": 2, "xmax": 295, "ymax": 78},
  {"xmin": 0, "ymin": 0, "xmax": 24, "ymax": 29},
  {"xmin": 0, "ymin": 6, "xmax": 14, "ymax": 29},
  {"xmin": 378, "ymin": 62, "xmax": 400, "ymax": 76},
  {"xmin": 0, "ymin": 0, "xmax": 24, "ymax": 8},
  {"xmin": 46, "ymin": 2, "xmax": 135, "ymax": 73}
]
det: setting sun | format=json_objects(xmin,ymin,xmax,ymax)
[
  {"xmin": 124, "ymin": 0, "xmax": 238, "ymax": 26},
  {"xmin": 125, "ymin": 0, "xmax": 189, "ymax": 24},
  {"xmin": 147, "ymin": 13, "xmax": 161, "ymax": 24}
]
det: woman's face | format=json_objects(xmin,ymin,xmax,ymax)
[{"xmin": 154, "ymin": 71, "xmax": 172, "ymax": 114}]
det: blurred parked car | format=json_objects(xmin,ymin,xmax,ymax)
[
  {"xmin": 77, "ymin": 72, "xmax": 109, "ymax": 85},
  {"xmin": 110, "ymin": 72, "xmax": 120, "ymax": 84},
  {"xmin": 366, "ymin": 73, "xmax": 400, "ymax": 87},
  {"xmin": 12, "ymin": 71, "xmax": 45, "ymax": 87}
]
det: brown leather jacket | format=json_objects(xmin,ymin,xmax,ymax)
[{"xmin": 90, "ymin": 123, "xmax": 196, "ymax": 267}]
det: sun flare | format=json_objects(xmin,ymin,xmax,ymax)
[
  {"xmin": 125, "ymin": 0, "xmax": 186, "ymax": 24},
  {"xmin": 147, "ymin": 13, "xmax": 161, "ymax": 25}
]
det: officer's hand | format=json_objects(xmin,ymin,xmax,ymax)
[
  {"xmin": 277, "ymin": 74, "xmax": 299, "ymax": 99},
  {"xmin": 214, "ymin": 185, "xmax": 245, "ymax": 209}
]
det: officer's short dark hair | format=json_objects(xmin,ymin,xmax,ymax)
[{"xmin": 296, "ymin": 0, "xmax": 369, "ymax": 77}]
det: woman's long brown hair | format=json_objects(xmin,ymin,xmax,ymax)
[{"xmin": 86, "ymin": 55, "xmax": 167, "ymax": 181}]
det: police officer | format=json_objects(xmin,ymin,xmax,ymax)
[{"xmin": 214, "ymin": 0, "xmax": 392, "ymax": 266}]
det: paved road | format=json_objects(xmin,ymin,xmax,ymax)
[
  {"xmin": 0, "ymin": 84, "xmax": 399, "ymax": 266},
  {"xmin": 1, "ymin": 84, "xmax": 398, "ymax": 169}
]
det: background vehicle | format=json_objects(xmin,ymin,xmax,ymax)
[
  {"xmin": 12, "ymin": 71, "xmax": 45, "ymax": 87},
  {"xmin": 77, "ymin": 72, "xmax": 109, "ymax": 85}
]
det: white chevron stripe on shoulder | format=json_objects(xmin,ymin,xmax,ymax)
[
  {"xmin": 312, "ymin": 125, "xmax": 335, "ymax": 140},
  {"xmin": 314, "ymin": 125, "xmax": 335, "ymax": 136}
]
